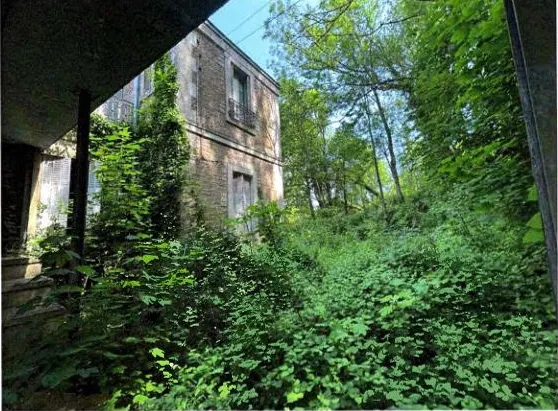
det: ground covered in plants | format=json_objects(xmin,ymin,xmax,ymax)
[
  {"xmin": 5, "ymin": 199, "xmax": 557, "ymax": 410},
  {"xmin": 140, "ymin": 205, "xmax": 557, "ymax": 410}
]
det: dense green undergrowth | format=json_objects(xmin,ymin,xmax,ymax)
[
  {"xmin": 141, "ymin": 200, "xmax": 556, "ymax": 410},
  {"xmin": 13, "ymin": 201, "xmax": 549, "ymax": 409},
  {"xmin": 5, "ymin": 194, "xmax": 557, "ymax": 410}
]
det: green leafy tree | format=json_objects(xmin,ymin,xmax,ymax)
[
  {"xmin": 89, "ymin": 115, "xmax": 151, "ymax": 257},
  {"xmin": 399, "ymin": 0, "xmax": 533, "ymax": 218},
  {"xmin": 267, "ymin": 0, "xmax": 410, "ymax": 202},
  {"xmin": 279, "ymin": 78, "xmax": 333, "ymax": 213}
]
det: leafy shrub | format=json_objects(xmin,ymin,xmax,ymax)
[
  {"xmin": 145, "ymin": 205, "xmax": 557, "ymax": 410},
  {"xmin": 239, "ymin": 201, "xmax": 285, "ymax": 245}
]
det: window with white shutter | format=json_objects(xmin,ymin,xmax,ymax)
[
  {"xmin": 231, "ymin": 171, "xmax": 257, "ymax": 232},
  {"xmin": 232, "ymin": 172, "xmax": 251, "ymax": 217},
  {"xmin": 143, "ymin": 66, "xmax": 154, "ymax": 96},
  {"xmin": 87, "ymin": 161, "xmax": 101, "ymax": 221},
  {"xmin": 37, "ymin": 158, "xmax": 71, "ymax": 229}
]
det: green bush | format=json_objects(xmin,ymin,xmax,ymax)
[{"xmin": 145, "ymin": 204, "xmax": 557, "ymax": 410}]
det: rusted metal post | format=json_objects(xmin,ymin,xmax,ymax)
[
  {"xmin": 71, "ymin": 89, "xmax": 91, "ymax": 263},
  {"xmin": 504, "ymin": 0, "xmax": 557, "ymax": 306}
]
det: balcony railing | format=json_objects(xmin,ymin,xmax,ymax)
[{"xmin": 228, "ymin": 98, "xmax": 256, "ymax": 128}]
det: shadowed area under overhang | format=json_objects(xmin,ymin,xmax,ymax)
[{"xmin": 2, "ymin": 0, "xmax": 228, "ymax": 148}]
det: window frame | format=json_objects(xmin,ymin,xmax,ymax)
[
  {"xmin": 142, "ymin": 65, "xmax": 154, "ymax": 97},
  {"xmin": 232, "ymin": 66, "xmax": 249, "ymax": 108},
  {"xmin": 225, "ymin": 59, "xmax": 256, "ymax": 131},
  {"xmin": 227, "ymin": 164, "xmax": 258, "ymax": 220}
]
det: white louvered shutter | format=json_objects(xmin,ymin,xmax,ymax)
[
  {"xmin": 38, "ymin": 158, "xmax": 71, "ymax": 229},
  {"xmin": 87, "ymin": 161, "xmax": 101, "ymax": 221},
  {"xmin": 231, "ymin": 172, "xmax": 257, "ymax": 232},
  {"xmin": 233, "ymin": 173, "xmax": 242, "ymax": 218},
  {"xmin": 242, "ymin": 175, "xmax": 251, "ymax": 214},
  {"xmin": 243, "ymin": 175, "xmax": 254, "ymax": 231}
]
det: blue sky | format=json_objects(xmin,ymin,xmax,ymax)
[{"xmin": 209, "ymin": 0, "xmax": 276, "ymax": 76}]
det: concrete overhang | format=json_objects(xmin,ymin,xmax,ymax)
[{"xmin": 1, "ymin": 0, "xmax": 228, "ymax": 149}]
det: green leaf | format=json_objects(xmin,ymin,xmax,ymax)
[
  {"xmin": 133, "ymin": 394, "xmax": 149, "ymax": 405},
  {"xmin": 351, "ymin": 322, "xmax": 368, "ymax": 336},
  {"xmin": 450, "ymin": 28, "xmax": 467, "ymax": 44},
  {"xmin": 386, "ymin": 390, "xmax": 404, "ymax": 402},
  {"xmin": 286, "ymin": 391, "xmax": 304, "ymax": 404},
  {"xmin": 41, "ymin": 365, "xmax": 78, "ymax": 388},
  {"xmin": 425, "ymin": 378, "xmax": 437, "ymax": 387},
  {"xmin": 523, "ymin": 229, "xmax": 544, "ymax": 244},
  {"xmin": 103, "ymin": 352, "xmax": 121, "ymax": 360},
  {"xmin": 140, "ymin": 294, "xmax": 156, "ymax": 305},
  {"xmin": 141, "ymin": 254, "xmax": 159, "ymax": 264},
  {"xmin": 75, "ymin": 265, "xmax": 95, "ymax": 276},
  {"xmin": 150, "ymin": 347, "xmax": 165, "ymax": 358},
  {"xmin": 527, "ymin": 185, "xmax": 538, "ymax": 201},
  {"xmin": 526, "ymin": 213, "xmax": 543, "ymax": 230}
]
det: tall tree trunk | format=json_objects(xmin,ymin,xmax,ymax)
[
  {"xmin": 305, "ymin": 178, "xmax": 315, "ymax": 218},
  {"xmin": 313, "ymin": 179, "xmax": 326, "ymax": 208},
  {"xmin": 364, "ymin": 101, "xmax": 387, "ymax": 214},
  {"xmin": 342, "ymin": 162, "xmax": 348, "ymax": 215},
  {"xmin": 324, "ymin": 181, "xmax": 333, "ymax": 206},
  {"xmin": 372, "ymin": 88, "xmax": 405, "ymax": 202},
  {"xmin": 318, "ymin": 123, "xmax": 333, "ymax": 206}
]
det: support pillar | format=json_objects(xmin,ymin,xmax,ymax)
[
  {"xmin": 71, "ymin": 89, "xmax": 91, "ymax": 263},
  {"xmin": 504, "ymin": 0, "xmax": 557, "ymax": 303}
]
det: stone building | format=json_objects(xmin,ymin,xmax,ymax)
[{"xmin": 32, "ymin": 21, "xmax": 283, "ymax": 234}]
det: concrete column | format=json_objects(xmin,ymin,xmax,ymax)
[
  {"xmin": 505, "ymin": 0, "xmax": 557, "ymax": 301},
  {"xmin": 70, "ymin": 90, "xmax": 91, "ymax": 262}
]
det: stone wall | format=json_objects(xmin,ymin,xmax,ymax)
[
  {"xmin": 182, "ymin": 129, "xmax": 283, "ymax": 227},
  {"xmin": 75, "ymin": 22, "xmax": 284, "ymax": 230},
  {"xmin": 174, "ymin": 25, "xmax": 281, "ymax": 160},
  {"xmin": 173, "ymin": 23, "xmax": 283, "ymax": 227}
]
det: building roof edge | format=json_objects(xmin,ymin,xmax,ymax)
[{"xmin": 204, "ymin": 20, "xmax": 280, "ymax": 91}]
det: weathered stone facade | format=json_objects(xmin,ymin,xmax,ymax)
[
  {"xmin": 98, "ymin": 22, "xmax": 283, "ymax": 228},
  {"xmin": 26, "ymin": 22, "xmax": 282, "ymax": 237}
]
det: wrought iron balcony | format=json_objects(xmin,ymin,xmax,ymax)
[{"xmin": 228, "ymin": 98, "xmax": 256, "ymax": 128}]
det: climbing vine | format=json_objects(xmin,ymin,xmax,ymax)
[{"xmin": 137, "ymin": 52, "xmax": 189, "ymax": 239}]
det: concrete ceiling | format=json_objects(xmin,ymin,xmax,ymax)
[{"xmin": 2, "ymin": 0, "xmax": 228, "ymax": 148}]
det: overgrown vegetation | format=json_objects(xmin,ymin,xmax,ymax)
[
  {"xmin": 143, "ymin": 203, "xmax": 557, "ymax": 409},
  {"xmin": 4, "ymin": 0, "xmax": 557, "ymax": 409},
  {"xmin": 137, "ymin": 53, "xmax": 189, "ymax": 238}
]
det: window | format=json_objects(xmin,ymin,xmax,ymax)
[
  {"xmin": 37, "ymin": 158, "xmax": 71, "ymax": 229},
  {"xmin": 142, "ymin": 66, "xmax": 154, "ymax": 96},
  {"xmin": 37, "ymin": 158, "xmax": 101, "ymax": 230},
  {"xmin": 106, "ymin": 96, "xmax": 133, "ymax": 123},
  {"xmin": 227, "ymin": 63, "xmax": 256, "ymax": 128},
  {"xmin": 232, "ymin": 67, "xmax": 248, "ymax": 108},
  {"xmin": 232, "ymin": 171, "xmax": 253, "ymax": 218},
  {"xmin": 228, "ymin": 166, "xmax": 258, "ymax": 231}
]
